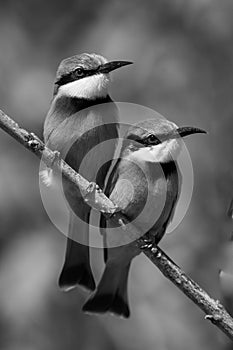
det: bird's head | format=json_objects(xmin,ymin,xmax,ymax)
[
  {"xmin": 123, "ymin": 119, "xmax": 206, "ymax": 163},
  {"xmin": 54, "ymin": 53, "xmax": 132, "ymax": 99}
]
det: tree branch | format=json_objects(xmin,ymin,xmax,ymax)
[{"xmin": 0, "ymin": 109, "xmax": 233, "ymax": 340}]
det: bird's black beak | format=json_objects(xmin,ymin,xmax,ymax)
[
  {"xmin": 177, "ymin": 126, "xmax": 207, "ymax": 138},
  {"xmin": 98, "ymin": 61, "xmax": 133, "ymax": 74}
]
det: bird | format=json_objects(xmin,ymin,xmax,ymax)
[
  {"xmin": 83, "ymin": 118, "xmax": 206, "ymax": 317},
  {"xmin": 42, "ymin": 53, "xmax": 132, "ymax": 292}
]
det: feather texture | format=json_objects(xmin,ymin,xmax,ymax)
[
  {"xmin": 83, "ymin": 122, "xmax": 181, "ymax": 317},
  {"xmin": 44, "ymin": 93, "xmax": 119, "ymax": 291}
]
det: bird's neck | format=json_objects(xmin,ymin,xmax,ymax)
[
  {"xmin": 123, "ymin": 146, "xmax": 178, "ymax": 181},
  {"xmin": 53, "ymin": 94, "xmax": 114, "ymax": 116}
]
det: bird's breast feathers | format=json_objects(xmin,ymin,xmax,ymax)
[
  {"xmin": 42, "ymin": 95, "xmax": 119, "ymax": 185},
  {"xmin": 109, "ymin": 154, "xmax": 180, "ymax": 234}
]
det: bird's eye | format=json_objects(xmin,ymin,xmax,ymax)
[
  {"xmin": 146, "ymin": 134, "xmax": 161, "ymax": 145},
  {"xmin": 74, "ymin": 67, "xmax": 84, "ymax": 77}
]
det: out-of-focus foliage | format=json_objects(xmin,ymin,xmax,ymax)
[{"xmin": 0, "ymin": 0, "xmax": 233, "ymax": 349}]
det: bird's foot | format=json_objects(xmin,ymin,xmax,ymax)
[
  {"xmin": 25, "ymin": 132, "xmax": 43, "ymax": 151},
  {"xmin": 140, "ymin": 236, "xmax": 154, "ymax": 250},
  {"xmin": 29, "ymin": 132, "xmax": 42, "ymax": 143}
]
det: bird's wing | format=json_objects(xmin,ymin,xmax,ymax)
[
  {"xmin": 104, "ymin": 159, "xmax": 121, "ymax": 198},
  {"xmin": 165, "ymin": 161, "xmax": 182, "ymax": 228},
  {"xmin": 100, "ymin": 158, "xmax": 121, "ymax": 263},
  {"xmin": 152, "ymin": 161, "xmax": 181, "ymax": 243}
]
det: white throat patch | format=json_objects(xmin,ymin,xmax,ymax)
[
  {"xmin": 129, "ymin": 139, "xmax": 182, "ymax": 164},
  {"xmin": 150, "ymin": 139, "xmax": 182, "ymax": 163},
  {"xmin": 59, "ymin": 73, "xmax": 111, "ymax": 99}
]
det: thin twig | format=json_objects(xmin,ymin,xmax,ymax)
[{"xmin": 0, "ymin": 109, "xmax": 233, "ymax": 340}]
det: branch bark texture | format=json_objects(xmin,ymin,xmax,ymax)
[{"xmin": 0, "ymin": 109, "xmax": 233, "ymax": 340}]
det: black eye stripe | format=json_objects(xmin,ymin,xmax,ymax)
[
  {"xmin": 126, "ymin": 133, "xmax": 162, "ymax": 147},
  {"xmin": 56, "ymin": 67, "xmax": 99, "ymax": 86}
]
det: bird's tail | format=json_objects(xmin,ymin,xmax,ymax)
[
  {"xmin": 82, "ymin": 262, "xmax": 130, "ymax": 318},
  {"xmin": 58, "ymin": 211, "xmax": 95, "ymax": 292}
]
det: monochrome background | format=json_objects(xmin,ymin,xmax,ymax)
[{"xmin": 0, "ymin": 1, "xmax": 232, "ymax": 349}]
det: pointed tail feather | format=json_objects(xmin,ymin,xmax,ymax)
[
  {"xmin": 58, "ymin": 238, "xmax": 95, "ymax": 291},
  {"xmin": 83, "ymin": 263, "xmax": 130, "ymax": 318},
  {"xmin": 58, "ymin": 211, "xmax": 95, "ymax": 291}
]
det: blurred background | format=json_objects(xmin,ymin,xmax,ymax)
[{"xmin": 0, "ymin": 0, "xmax": 233, "ymax": 349}]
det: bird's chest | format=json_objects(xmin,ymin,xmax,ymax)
[
  {"xmin": 64, "ymin": 115, "xmax": 116, "ymax": 179},
  {"xmin": 112, "ymin": 158, "xmax": 179, "ymax": 234},
  {"xmin": 128, "ymin": 162, "xmax": 169, "ymax": 228},
  {"xmin": 45, "ymin": 99, "xmax": 118, "ymax": 182},
  {"xmin": 112, "ymin": 160, "xmax": 167, "ymax": 214}
]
